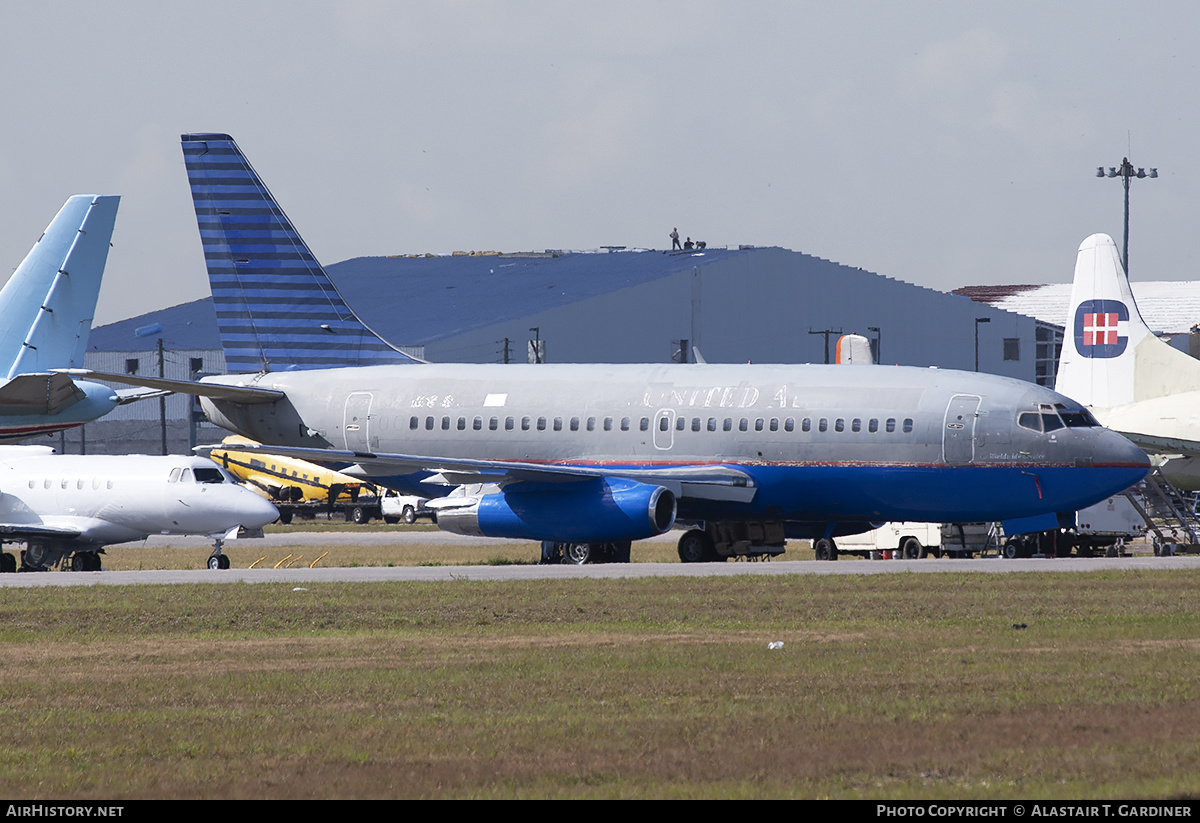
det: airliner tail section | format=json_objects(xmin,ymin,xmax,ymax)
[
  {"xmin": 181, "ymin": 133, "xmax": 418, "ymax": 373},
  {"xmin": 1055, "ymin": 233, "xmax": 1200, "ymax": 409},
  {"xmin": 0, "ymin": 195, "xmax": 119, "ymax": 380}
]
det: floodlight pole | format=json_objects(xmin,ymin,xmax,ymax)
[{"xmin": 1097, "ymin": 157, "xmax": 1157, "ymax": 276}]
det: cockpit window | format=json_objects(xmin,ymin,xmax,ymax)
[
  {"xmin": 1018, "ymin": 412, "xmax": 1042, "ymax": 433},
  {"xmin": 1041, "ymin": 413, "xmax": 1064, "ymax": 432},
  {"xmin": 194, "ymin": 467, "xmax": 225, "ymax": 484},
  {"xmin": 1058, "ymin": 408, "xmax": 1099, "ymax": 428}
]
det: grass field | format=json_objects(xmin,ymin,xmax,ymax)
[{"xmin": 1, "ymin": 569, "xmax": 1198, "ymax": 799}]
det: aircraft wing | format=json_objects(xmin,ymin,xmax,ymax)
[
  {"xmin": 0, "ymin": 523, "xmax": 83, "ymax": 540},
  {"xmin": 198, "ymin": 442, "xmax": 758, "ymax": 503},
  {"xmin": 0, "ymin": 373, "xmax": 87, "ymax": 415},
  {"xmin": 1116, "ymin": 431, "xmax": 1200, "ymax": 459},
  {"xmin": 53, "ymin": 369, "xmax": 284, "ymax": 404}
]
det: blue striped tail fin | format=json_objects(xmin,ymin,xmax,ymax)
[{"xmin": 181, "ymin": 132, "xmax": 418, "ymax": 373}]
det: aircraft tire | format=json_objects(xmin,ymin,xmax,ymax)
[
  {"xmin": 71, "ymin": 553, "xmax": 86, "ymax": 572},
  {"xmin": 677, "ymin": 529, "xmax": 716, "ymax": 563},
  {"xmin": 0, "ymin": 553, "xmax": 15, "ymax": 573},
  {"xmin": 402, "ymin": 506, "xmax": 416, "ymax": 525},
  {"xmin": 901, "ymin": 538, "xmax": 922, "ymax": 560},
  {"xmin": 563, "ymin": 542, "xmax": 593, "ymax": 564},
  {"xmin": 278, "ymin": 510, "xmax": 293, "ymax": 525},
  {"xmin": 219, "ymin": 555, "xmax": 230, "ymax": 570},
  {"xmin": 207, "ymin": 555, "xmax": 222, "ymax": 570},
  {"xmin": 813, "ymin": 538, "xmax": 838, "ymax": 561},
  {"xmin": 1002, "ymin": 540, "xmax": 1021, "ymax": 560}
]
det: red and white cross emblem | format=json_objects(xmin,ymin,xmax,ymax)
[{"xmin": 1083, "ymin": 312, "xmax": 1119, "ymax": 346}]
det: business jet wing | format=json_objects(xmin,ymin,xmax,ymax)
[
  {"xmin": 0, "ymin": 523, "xmax": 83, "ymax": 540},
  {"xmin": 53, "ymin": 369, "xmax": 284, "ymax": 404},
  {"xmin": 198, "ymin": 442, "xmax": 758, "ymax": 502}
]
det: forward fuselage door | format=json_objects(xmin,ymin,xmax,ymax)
[
  {"xmin": 344, "ymin": 392, "xmax": 374, "ymax": 451},
  {"xmin": 653, "ymin": 408, "xmax": 676, "ymax": 451},
  {"xmin": 943, "ymin": 394, "xmax": 982, "ymax": 465}
]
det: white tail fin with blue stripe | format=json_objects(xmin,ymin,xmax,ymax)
[{"xmin": 181, "ymin": 133, "xmax": 418, "ymax": 373}]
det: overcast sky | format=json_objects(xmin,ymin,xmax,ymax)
[{"xmin": 1, "ymin": 2, "xmax": 1196, "ymax": 327}]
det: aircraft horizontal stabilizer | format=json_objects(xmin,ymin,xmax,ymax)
[
  {"xmin": 0, "ymin": 373, "xmax": 86, "ymax": 414},
  {"xmin": 200, "ymin": 441, "xmax": 759, "ymax": 503},
  {"xmin": 53, "ymin": 369, "xmax": 284, "ymax": 404}
]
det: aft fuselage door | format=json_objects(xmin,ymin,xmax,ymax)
[
  {"xmin": 344, "ymin": 392, "xmax": 374, "ymax": 451},
  {"xmin": 943, "ymin": 394, "xmax": 982, "ymax": 465},
  {"xmin": 653, "ymin": 408, "xmax": 676, "ymax": 451}
]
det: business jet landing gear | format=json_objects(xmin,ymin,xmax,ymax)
[
  {"xmin": 207, "ymin": 538, "xmax": 231, "ymax": 570},
  {"xmin": 0, "ymin": 552, "xmax": 16, "ymax": 573},
  {"xmin": 70, "ymin": 552, "xmax": 102, "ymax": 572}
]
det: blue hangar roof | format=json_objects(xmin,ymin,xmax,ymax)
[{"xmin": 90, "ymin": 246, "xmax": 748, "ymax": 351}]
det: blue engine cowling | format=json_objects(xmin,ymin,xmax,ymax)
[{"xmin": 437, "ymin": 477, "xmax": 677, "ymax": 542}]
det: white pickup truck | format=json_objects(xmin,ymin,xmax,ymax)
[{"xmin": 380, "ymin": 491, "xmax": 435, "ymax": 525}]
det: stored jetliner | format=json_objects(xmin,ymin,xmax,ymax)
[
  {"xmin": 68, "ymin": 133, "xmax": 1150, "ymax": 562},
  {"xmin": 1056, "ymin": 233, "xmax": 1200, "ymax": 489},
  {"xmin": 0, "ymin": 195, "xmax": 135, "ymax": 440},
  {"xmin": 0, "ymin": 446, "xmax": 279, "ymax": 572}
]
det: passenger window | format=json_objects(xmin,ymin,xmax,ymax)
[
  {"xmin": 425, "ymin": 416, "xmax": 434, "ymax": 430},
  {"xmin": 620, "ymin": 417, "xmax": 630, "ymax": 431},
  {"xmin": 819, "ymin": 418, "xmax": 828, "ymax": 432},
  {"xmin": 522, "ymin": 416, "xmax": 531, "ymax": 431},
  {"xmin": 604, "ymin": 418, "xmax": 613, "ymax": 431},
  {"xmin": 489, "ymin": 417, "xmax": 498, "ymax": 431},
  {"xmin": 660, "ymin": 417, "xmax": 670, "ymax": 432},
  {"xmin": 851, "ymin": 418, "xmax": 861, "ymax": 433},
  {"xmin": 754, "ymin": 418, "xmax": 764, "ymax": 432},
  {"xmin": 707, "ymin": 418, "xmax": 717, "ymax": 432},
  {"xmin": 769, "ymin": 418, "xmax": 779, "ymax": 432},
  {"xmin": 869, "ymin": 419, "xmax": 878, "ymax": 433},
  {"xmin": 457, "ymin": 417, "xmax": 466, "ymax": 430},
  {"xmin": 77, "ymin": 479, "xmax": 85, "ymax": 490},
  {"xmin": 505, "ymin": 417, "xmax": 514, "ymax": 431},
  {"xmin": 61, "ymin": 478, "xmax": 68, "ymax": 489},
  {"xmin": 473, "ymin": 417, "xmax": 482, "ymax": 431},
  {"xmin": 44, "ymin": 479, "xmax": 52, "ymax": 489},
  {"xmin": 27, "ymin": 480, "xmax": 33, "ymax": 489},
  {"xmin": 555, "ymin": 418, "xmax": 564, "ymax": 431},
  {"xmin": 739, "ymin": 419, "xmax": 748, "ymax": 432},
  {"xmin": 784, "ymin": 418, "xmax": 794, "ymax": 432},
  {"xmin": 903, "ymin": 418, "xmax": 914, "ymax": 433},
  {"xmin": 886, "ymin": 418, "xmax": 896, "ymax": 433},
  {"xmin": 409, "ymin": 416, "xmax": 419, "ymax": 430},
  {"xmin": 834, "ymin": 419, "xmax": 844, "ymax": 432},
  {"xmin": 676, "ymin": 417, "xmax": 686, "ymax": 431},
  {"xmin": 724, "ymin": 418, "xmax": 733, "ymax": 432},
  {"xmin": 692, "ymin": 418, "xmax": 701, "ymax": 432},
  {"xmin": 570, "ymin": 417, "xmax": 579, "ymax": 431},
  {"xmin": 441, "ymin": 417, "xmax": 450, "ymax": 430},
  {"xmin": 537, "ymin": 417, "xmax": 546, "ymax": 431},
  {"xmin": 802, "ymin": 418, "xmax": 811, "ymax": 432},
  {"xmin": 587, "ymin": 417, "xmax": 596, "ymax": 431}
]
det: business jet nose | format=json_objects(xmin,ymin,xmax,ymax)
[{"xmin": 234, "ymin": 489, "xmax": 280, "ymax": 529}]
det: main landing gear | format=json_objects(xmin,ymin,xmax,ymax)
[{"xmin": 540, "ymin": 540, "xmax": 632, "ymax": 565}]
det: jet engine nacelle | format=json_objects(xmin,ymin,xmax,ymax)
[{"xmin": 436, "ymin": 478, "xmax": 677, "ymax": 542}]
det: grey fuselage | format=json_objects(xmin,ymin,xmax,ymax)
[{"xmin": 199, "ymin": 362, "xmax": 1148, "ymax": 528}]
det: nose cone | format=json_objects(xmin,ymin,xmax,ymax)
[
  {"xmin": 1092, "ymin": 427, "xmax": 1151, "ymax": 493},
  {"xmin": 233, "ymin": 488, "xmax": 280, "ymax": 529}
]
